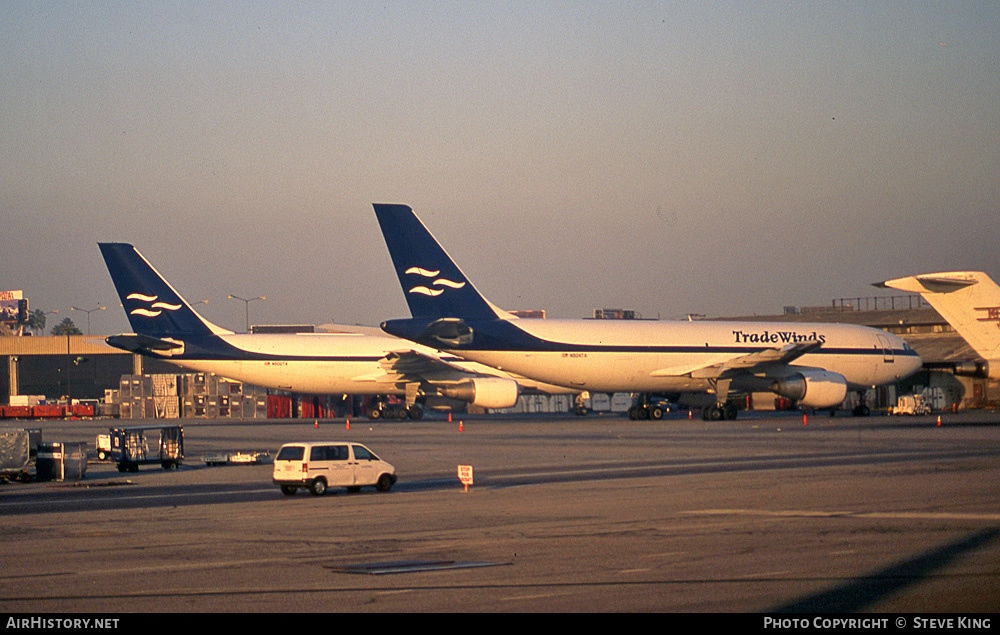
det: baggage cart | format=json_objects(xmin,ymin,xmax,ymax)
[{"xmin": 109, "ymin": 425, "xmax": 184, "ymax": 472}]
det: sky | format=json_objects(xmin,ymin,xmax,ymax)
[{"xmin": 3, "ymin": 1, "xmax": 999, "ymax": 335}]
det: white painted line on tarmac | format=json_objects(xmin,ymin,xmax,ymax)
[{"xmin": 683, "ymin": 509, "xmax": 1000, "ymax": 521}]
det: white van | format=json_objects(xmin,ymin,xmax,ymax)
[{"xmin": 272, "ymin": 441, "xmax": 397, "ymax": 496}]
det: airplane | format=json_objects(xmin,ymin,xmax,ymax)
[
  {"xmin": 98, "ymin": 242, "xmax": 576, "ymax": 419},
  {"xmin": 876, "ymin": 271, "xmax": 1000, "ymax": 379},
  {"xmin": 372, "ymin": 204, "xmax": 923, "ymax": 419}
]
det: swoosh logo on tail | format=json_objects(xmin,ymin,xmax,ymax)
[{"xmin": 127, "ymin": 294, "xmax": 182, "ymax": 318}]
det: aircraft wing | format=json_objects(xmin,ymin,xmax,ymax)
[
  {"xmin": 651, "ymin": 340, "xmax": 823, "ymax": 379},
  {"xmin": 352, "ymin": 349, "xmax": 505, "ymax": 385},
  {"xmin": 377, "ymin": 350, "xmax": 482, "ymax": 384}
]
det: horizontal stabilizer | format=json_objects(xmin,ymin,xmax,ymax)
[
  {"xmin": 876, "ymin": 273, "xmax": 978, "ymax": 294},
  {"xmin": 106, "ymin": 334, "xmax": 184, "ymax": 354}
]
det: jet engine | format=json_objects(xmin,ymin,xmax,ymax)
[
  {"xmin": 953, "ymin": 360, "xmax": 1000, "ymax": 380},
  {"xmin": 770, "ymin": 369, "xmax": 848, "ymax": 408},
  {"xmin": 439, "ymin": 377, "xmax": 520, "ymax": 409}
]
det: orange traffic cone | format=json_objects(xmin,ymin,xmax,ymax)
[
  {"xmin": 314, "ymin": 420, "xmax": 318, "ymax": 429},
  {"xmin": 459, "ymin": 420, "xmax": 464, "ymax": 432},
  {"xmin": 346, "ymin": 417, "xmax": 350, "ymax": 430}
]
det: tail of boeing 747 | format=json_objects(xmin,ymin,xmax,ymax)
[{"xmin": 878, "ymin": 271, "xmax": 1000, "ymax": 379}]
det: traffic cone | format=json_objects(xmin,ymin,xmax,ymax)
[
  {"xmin": 448, "ymin": 412, "xmax": 453, "ymax": 423},
  {"xmin": 937, "ymin": 415, "xmax": 942, "ymax": 426},
  {"xmin": 346, "ymin": 417, "xmax": 350, "ymax": 430},
  {"xmin": 459, "ymin": 420, "xmax": 464, "ymax": 432},
  {"xmin": 314, "ymin": 420, "xmax": 318, "ymax": 429},
  {"xmin": 803, "ymin": 413, "xmax": 808, "ymax": 426}
]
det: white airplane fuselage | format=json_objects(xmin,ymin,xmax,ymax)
[
  {"xmin": 134, "ymin": 327, "xmax": 571, "ymax": 396},
  {"xmin": 416, "ymin": 318, "xmax": 920, "ymax": 394}
]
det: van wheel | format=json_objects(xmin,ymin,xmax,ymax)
[
  {"xmin": 376, "ymin": 474, "xmax": 393, "ymax": 492},
  {"xmin": 280, "ymin": 485, "xmax": 297, "ymax": 496},
  {"xmin": 310, "ymin": 478, "xmax": 328, "ymax": 496}
]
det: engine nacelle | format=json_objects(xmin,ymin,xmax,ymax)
[
  {"xmin": 951, "ymin": 360, "xmax": 1000, "ymax": 380},
  {"xmin": 770, "ymin": 370, "xmax": 848, "ymax": 408},
  {"xmin": 439, "ymin": 377, "xmax": 520, "ymax": 409}
]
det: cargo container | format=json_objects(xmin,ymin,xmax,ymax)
[
  {"xmin": 36, "ymin": 441, "xmax": 88, "ymax": 481},
  {"xmin": 0, "ymin": 428, "xmax": 41, "ymax": 482},
  {"xmin": 109, "ymin": 424, "xmax": 184, "ymax": 472}
]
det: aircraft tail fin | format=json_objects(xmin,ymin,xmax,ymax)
[
  {"xmin": 878, "ymin": 271, "xmax": 1000, "ymax": 360},
  {"xmin": 373, "ymin": 204, "xmax": 510, "ymax": 320},
  {"xmin": 98, "ymin": 243, "xmax": 232, "ymax": 337}
]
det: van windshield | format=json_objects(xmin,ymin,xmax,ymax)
[{"xmin": 276, "ymin": 446, "xmax": 305, "ymax": 461}]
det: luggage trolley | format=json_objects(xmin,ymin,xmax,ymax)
[{"xmin": 109, "ymin": 424, "xmax": 184, "ymax": 472}]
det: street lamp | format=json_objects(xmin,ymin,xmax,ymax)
[
  {"xmin": 71, "ymin": 305, "xmax": 106, "ymax": 335},
  {"xmin": 228, "ymin": 295, "xmax": 265, "ymax": 333}
]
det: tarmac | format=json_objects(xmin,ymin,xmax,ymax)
[{"xmin": 1, "ymin": 410, "xmax": 999, "ymax": 613}]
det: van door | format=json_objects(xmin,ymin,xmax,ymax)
[
  {"xmin": 350, "ymin": 444, "xmax": 377, "ymax": 486},
  {"xmin": 310, "ymin": 445, "xmax": 352, "ymax": 486}
]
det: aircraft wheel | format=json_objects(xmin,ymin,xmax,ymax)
[
  {"xmin": 408, "ymin": 405, "xmax": 424, "ymax": 420},
  {"xmin": 723, "ymin": 403, "xmax": 738, "ymax": 420}
]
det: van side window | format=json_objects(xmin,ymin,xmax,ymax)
[{"xmin": 312, "ymin": 445, "xmax": 348, "ymax": 461}]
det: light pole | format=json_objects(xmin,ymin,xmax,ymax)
[
  {"xmin": 228, "ymin": 295, "xmax": 265, "ymax": 333},
  {"xmin": 71, "ymin": 305, "xmax": 106, "ymax": 335}
]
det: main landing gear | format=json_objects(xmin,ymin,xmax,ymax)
[
  {"xmin": 366, "ymin": 397, "xmax": 424, "ymax": 420},
  {"xmin": 701, "ymin": 402, "xmax": 738, "ymax": 421}
]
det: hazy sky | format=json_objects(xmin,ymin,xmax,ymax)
[{"xmin": 3, "ymin": 1, "xmax": 999, "ymax": 334}]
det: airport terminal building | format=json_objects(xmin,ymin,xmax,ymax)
[{"xmin": 1, "ymin": 299, "xmax": 997, "ymax": 418}]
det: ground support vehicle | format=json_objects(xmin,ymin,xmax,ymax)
[
  {"xmin": 890, "ymin": 395, "xmax": 932, "ymax": 416},
  {"xmin": 273, "ymin": 441, "xmax": 396, "ymax": 496},
  {"xmin": 627, "ymin": 395, "xmax": 681, "ymax": 420},
  {"xmin": 95, "ymin": 434, "xmax": 112, "ymax": 461},
  {"xmin": 109, "ymin": 425, "xmax": 184, "ymax": 472}
]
